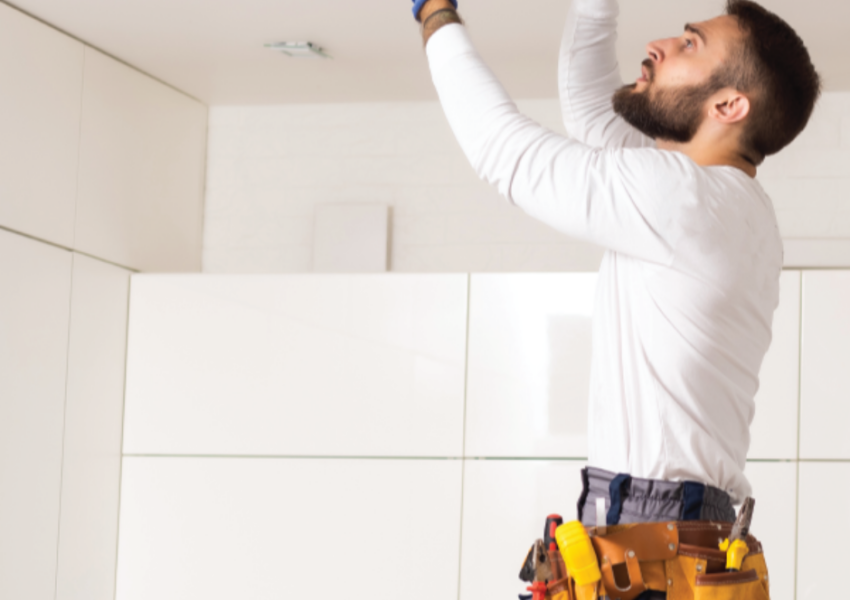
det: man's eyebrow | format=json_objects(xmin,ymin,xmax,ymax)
[{"xmin": 685, "ymin": 23, "xmax": 708, "ymax": 46}]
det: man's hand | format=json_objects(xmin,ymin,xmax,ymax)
[{"xmin": 414, "ymin": 0, "xmax": 463, "ymax": 45}]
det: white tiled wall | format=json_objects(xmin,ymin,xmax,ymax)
[
  {"xmin": 203, "ymin": 93, "xmax": 850, "ymax": 274},
  {"xmin": 119, "ymin": 269, "xmax": 850, "ymax": 600},
  {"xmin": 204, "ymin": 101, "xmax": 606, "ymax": 274}
]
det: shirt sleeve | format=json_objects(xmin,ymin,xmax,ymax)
[
  {"xmin": 427, "ymin": 24, "xmax": 697, "ymax": 265},
  {"xmin": 559, "ymin": 0, "xmax": 654, "ymax": 149}
]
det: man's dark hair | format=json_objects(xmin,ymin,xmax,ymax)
[{"xmin": 723, "ymin": 0, "xmax": 821, "ymax": 165}]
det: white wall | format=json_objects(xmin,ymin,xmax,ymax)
[
  {"xmin": 203, "ymin": 93, "xmax": 850, "ymax": 273},
  {"xmin": 0, "ymin": 2, "xmax": 207, "ymax": 599},
  {"xmin": 117, "ymin": 270, "xmax": 850, "ymax": 600}
]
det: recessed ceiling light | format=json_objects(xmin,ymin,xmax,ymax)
[{"xmin": 265, "ymin": 42, "xmax": 331, "ymax": 59}]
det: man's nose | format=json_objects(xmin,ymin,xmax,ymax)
[{"xmin": 646, "ymin": 40, "xmax": 665, "ymax": 64}]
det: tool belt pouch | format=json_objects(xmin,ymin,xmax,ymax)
[
  {"xmin": 546, "ymin": 576, "xmax": 574, "ymax": 600},
  {"xmin": 567, "ymin": 522, "xmax": 770, "ymax": 600},
  {"xmin": 693, "ymin": 570, "xmax": 768, "ymax": 600}
]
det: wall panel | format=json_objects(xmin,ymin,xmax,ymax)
[
  {"xmin": 115, "ymin": 457, "xmax": 462, "ymax": 600},
  {"xmin": 76, "ymin": 47, "xmax": 207, "ymax": 272},
  {"xmin": 800, "ymin": 271, "xmax": 850, "ymax": 459},
  {"xmin": 459, "ymin": 460, "xmax": 585, "ymax": 600},
  {"xmin": 123, "ymin": 274, "xmax": 468, "ymax": 457},
  {"xmin": 743, "ymin": 462, "xmax": 798, "ymax": 600},
  {"xmin": 56, "ymin": 254, "xmax": 131, "ymax": 600},
  {"xmin": 750, "ymin": 271, "xmax": 801, "ymax": 460},
  {"xmin": 0, "ymin": 229, "xmax": 73, "ymax": 600},
  {"xmin": 465, "ymin": 273, "xmax": 597, "ymax": 458},
  {"xmin": 0, "ymin": 3, "xmax": 84, "ymax": 247}
]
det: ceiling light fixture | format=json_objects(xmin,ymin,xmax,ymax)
[{"xmin": 265, "ymin": 42, "xmax": 331, "ymax": 59}]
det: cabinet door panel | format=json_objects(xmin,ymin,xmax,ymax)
[
  {"xmin": 466, "ymin": 274, "xmax": 596, "ymax": 458},
  {"xmin": 56, "ymin": 254, "xmax": 131, "ymax": 600},
  {"xmin": 0, "ymin": 230, "xmax": 73, "ymax": 600},
  {"xmin": 750, "ymin": 271, "xmax": 801, "ymax": 459},
  {"xmin": 116, "ymin": 457, "xmax": 462, "ymax": 600},
  {"xmin": 460, "ymin": 460, "xmax": 586, "ymax": 600},
  {"xmin": 0, "ymin": 3, "xmax": 83, "ymax": 247},
  {"xmin": 124, "ymin": 274, "xmax": 468, "ymax": 456},
  {"xmin": 76, "ymin": 48, "xmax": 207, "ymax": 272},
  {"xmin": 800, "ymin": 271, "xmax": 850, "ymax": 458}
]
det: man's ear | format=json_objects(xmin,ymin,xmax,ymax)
[{"xmin": 709, "ymin": 89, "xmax": 750, "ymax": 125}]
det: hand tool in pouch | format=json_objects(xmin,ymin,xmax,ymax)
[
  {"xmin": 719, "ymin": 497, "xmax": 755, "ymax": 571},
  {"xmin": 556, "ymin": 521, "xmax": 601, "ymax": 600}
]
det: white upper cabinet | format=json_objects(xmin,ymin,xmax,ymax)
[
  {"xmin": 123, "ymin": 274, "xmax": 468, "ymax": 457},
  {"xmin": 0, "ymin": 229, "xmax": 73, "ymax": 600},
  {"xmin": 800, "ymin": 271, "xmax": 850, "ymax": 459},
  {"xmin": 0, "ymin": 4, "xmax": 84, "ymax": 247},
  {"xmin": 465, "ymin": 274, "xmax": 597, "ymax": 458},
  {"xmin": 749, "ymin": 270, "xmax": 801, "ymax": 459},
  {"xmin": 75, "ymin": 47, "xmax": 207, "ymax": 272}
]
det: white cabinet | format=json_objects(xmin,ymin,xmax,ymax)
[
  {"xmin": 800, "ymin": 271, "xmax": 850, "ymax": 459},
  {"xmin": 75, "ymin": 47, "xmax": 207, "ymax": 272},
  {"xmin": 0, "ymin": 3, "xmax": 84, "ymax": 247},
  {"xmin": 465, "ymin": 274, "xmax": 597, "ymax": 458},
  {"xmin": 115, "ymin": 457, "xmax": 463, "ymax": 600},
  {"xmin": 797, "ymin": 462, "xmax": 849, "ymax": 599},
  {"xmin": 750, "ymin": 271, "xmax": 801, "ymax": 459},
  {"xmin": 0, "ymin": 229, "xmax": 72, "ymax": 600},
  {"xmin": 742, "ymin": 462, "xmax": 798, "ymax": 600},
  {"xmin": 459, "ymin": 460, "xmax": 586, "ymax": 600},
  {"xmin": 56, "ymin": 255, "xmax": 131, "ymax": 600},
  {"xmin": 123, "ymin": 274, "xmax": 468, "ymax": 456}
]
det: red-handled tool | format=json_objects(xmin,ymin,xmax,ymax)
[
  {"xmin": 544, "ymin": 514, "xmax": 564, "ymax": 552},
  {"xmin": 526, "ymin": 581, "xmax": 547, "ymax": 600}
]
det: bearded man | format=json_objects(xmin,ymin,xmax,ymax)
[{"xmin": 412, "ymin": 0, "xmax": 820, "ymax": 598}]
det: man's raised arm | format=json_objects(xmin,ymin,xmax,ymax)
[
  {"xmin": 559, "ymin": 0, "xmax": 653, "ymax": 148},
  {"xmin": 414, "ymin": 1, "xmax": 685, "ymax": 266}
]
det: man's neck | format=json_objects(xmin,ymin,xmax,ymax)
[{"xmin": 656, "ymin": 139, "xmax": 757, "ymax": 178}]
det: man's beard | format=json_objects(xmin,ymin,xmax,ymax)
[{"xmin": 612, "ymin": 61, "xmax": 723, "ymax": 143}]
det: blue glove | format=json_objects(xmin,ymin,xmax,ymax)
[{"xmin": 412, "ymin": 0, "xmax": 458, "ymax": 22}]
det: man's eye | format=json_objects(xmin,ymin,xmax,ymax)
[{"xmin": 685, "ymin": 39, "xmax": 695, "ymax": 49}]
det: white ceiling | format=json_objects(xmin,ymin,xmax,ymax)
[{"xmin": 6, "ymin": 0, "xmax": 848, "ymax": 105}]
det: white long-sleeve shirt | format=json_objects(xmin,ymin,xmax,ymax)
[{"xmin": 426, "ymin": 0, "xmax": 782, "ymax": 502}]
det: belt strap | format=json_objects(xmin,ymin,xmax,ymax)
[
  {"xmin": 681, "ymin": 482, "xmax": 706, "ymax": 521},
  {"xmin": 607, "ymin": 474, "xmax": 632, "ymax": 526}
]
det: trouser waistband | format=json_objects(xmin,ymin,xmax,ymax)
[{"xmin": 577, "ymin": 467, "xmax": 736, "ymax": 527}]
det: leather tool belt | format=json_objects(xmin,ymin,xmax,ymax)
[{"xmin": 538, "ymin": 521, "xmax": 770, "ymax": 600}]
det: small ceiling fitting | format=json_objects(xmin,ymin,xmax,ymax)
[{"xmin": 265, "ymin": 42, "xmax": 331, "ymax": 59}]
